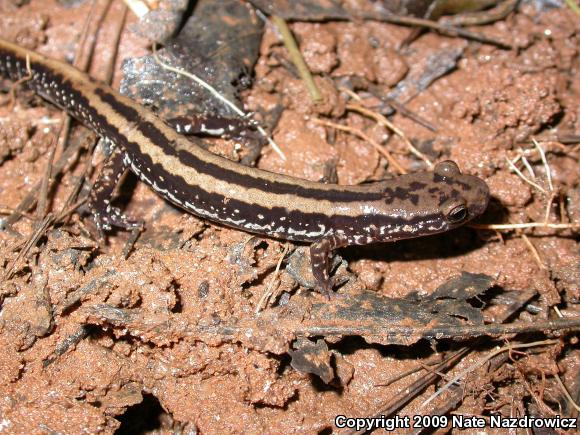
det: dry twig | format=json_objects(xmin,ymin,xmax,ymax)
[
  {"xmin": 360, "ymin": 11, "xmax": 512, "ymax": 49},
  {"xmin": 271, "ymin": 15, "xmax": 322, "ymax": 103},
  {"xmin": 476, "ymin": 139, "xmax": 578, "ymax": 233},
  {"xmin": 346, "ymin": 102, "xmax": 433, "ymax": 168},
  {"xmin": 420, "ymin": 339, "xmax": 560, "ymax": 409},
  {"xmin": 256, "ymin": 243, "xmax": 291, "ymax": 313},
  {"xmin": 311, "ymin": 118, "xmax": 407, "ymax": 174}
]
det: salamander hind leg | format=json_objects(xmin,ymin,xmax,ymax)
[
  {"xmin": 309, "ymin": 234, "xmax": 348, "ymax": 298},
  {"xmin": 88, "ymin": 145, "xmax": 142, "ymax": 239}
]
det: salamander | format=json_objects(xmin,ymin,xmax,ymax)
[{"xmin": 0, "ymin": 38, "xmax": 490, "ymax": 295}]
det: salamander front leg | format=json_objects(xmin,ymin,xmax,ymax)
[
  {"xmin": 88, "ymin": 145, "xmax": 142, "ymax": 238},
  {"xmin": 309, "ymin": 234, "xmax": 348, "ymax": 297}
]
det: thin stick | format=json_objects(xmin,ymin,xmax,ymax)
[
  {"xmin": 36, "ymin": 135, "xmax": 59, "ymax": 219},
  {"xmin": 533, "ymin": 138, "xmax": 554, "ymax": 192},
  {"xmin": 359, "ymin": 11, "xmax": 512, "ymax": 49},
  {"xmin": 122, "ymin": 227, "xmax": 143, "ymax": 259},
  {"xmin": 505, "ymin": 156, "xmax": 547, "ymax": 194},
  {"xmin": 559, "ymin": 192, "xmax": 567, "ymax": 223},
  {"xmin": 76, "ymin": 0, "xmax": 113, "ymax": 72},
  {"xmin": 529, "ymin": 139, "xmax": 555, "ymax": 225},
  {"xmin": 271, "ymin": 15, "xmax": 322, "ymax": 103},
  {"xmin": 420, "ymin": 339, "xmax": 560, "ymax": 409},
  {"xmin": 345, "ymin": 348, "xmax": 470, "ymax": 435},
  {"xmin": 346, "ymin": 102, "xmax": 433, "ymax": 168},
  {"xmin": 441, "ymin": 0, "xmax": 518, "ymax": 27},
  {"xmin": 516, "ymin": 369, "xmax": 559, "ymax": 417},
  {"xmin": 520, "ymin": 154, "xmax": 536, "ymax": 179},
  {"xmin": 384, "ymin": 97, "xmax": 438, "ymax": 132},
  {"xmin": 4, "ymin": 138, "xmax": 84, "ymax": 228},
  {"xmin": 311, "ymin": 117, "xmax": 407, "ymax": 174},
  {"xmin": 554, "ymin": 373, "xmax": 580, "ymax": 412},
  {"xmin": 3, "ymin": 214, "xmax": 55, "ymax": 280},
  {"xmin": 255, "ymin": 243, "xmax": 290, "ymax": 313},
  {"xmin": 55, "ymin": 197, "xmax": 87, "ymax": 223},
  {"xmin": 543, "ymin": 192, "xmax": 556, "ymax": 225},
  {"xmin": 521, "ymin": 234, "xmax": 545, "ymax": 270},
  {"xmin": 121, "ymin": 0, "xmax": 150, "ymax": 18},
  {"xmin": 374, "ymin": 354, "xmax": 455, "ymax": 388},
  {"xmin": 339, "ymin": 87, "xmax": 361, "ymax": 102},
  {"xmin": 0, "ymin": 207, "xmax": 35, "ymax": 219},
  {"xmin": 471, "ymin": 222, "xmax": 579, "ymax": 230},
  {"xmin": 8, "ymin": 54, "xmax": 33, "ymax": 108},
  {"xmin": 375, "ymin": 365, "xmax": 427, "ymax": 388},
  {"xmin": 104, "ymin": 2, "xmax": 128, "ymax": 84}
]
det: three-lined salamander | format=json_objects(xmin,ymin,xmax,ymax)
[{"xmin": 0, "ymin": 39, "xmax": 490, "ymax": 295}]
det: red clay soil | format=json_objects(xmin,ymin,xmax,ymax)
[{"xmin": 0, "ymin": 0, "xmax": 578, "ymax": 433}]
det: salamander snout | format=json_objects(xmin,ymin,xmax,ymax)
[{"xmin": 464, "ymin": 175, "xmax": 490, "ymax": 220}]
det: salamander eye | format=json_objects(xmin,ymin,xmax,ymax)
[
  {"xmin": 448, "ymin": 204, "xmax": 468, "ymax": 223},
  {"xmin": 435, "ymin": 160, "xmax": 461, "ymax": 177},
  {"xmin": 441, "ymin": 198, "xmax": 468, "ymax": 223}
]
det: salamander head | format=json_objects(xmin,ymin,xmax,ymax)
[
  {"xmin": 351, "ymin": 160, "xmax": 489, "ymax": 243},
  {"xmin": 426, "ymin": 160, "xmax": 489, "ymax": 229}
]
